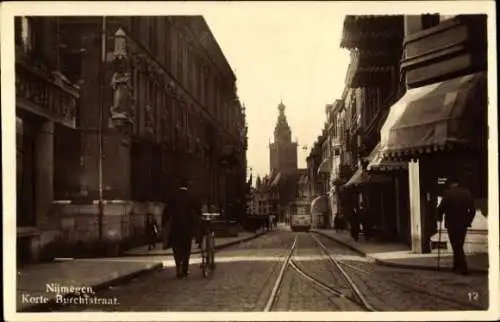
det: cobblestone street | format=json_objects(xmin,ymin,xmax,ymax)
[
  {"xmin": 55, "ymin": 228, "xmax": 488, "ymax": 312},
  {"xmin": 8, "ymin": 8, "xmax": 496, "ymax": 322}
]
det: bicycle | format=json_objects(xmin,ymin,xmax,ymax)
[{"xmin": 199, "ymin": 212, "xmax": 219, "ymax": 278}]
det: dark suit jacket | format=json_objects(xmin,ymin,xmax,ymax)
[
  {"xmin": 165, "ymin": 188, "xmax": 200, "ymax": 245},
  {"xmin": 437, "ymin": 185, "xmax": 475, "ymax": 230}
]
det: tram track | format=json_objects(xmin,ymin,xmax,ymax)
[
  {"xmin": 264, "ymin": 233, "xmax": 375, "ymax": 312},
  {"xmin": 338, "ymin": 260, "xmax": 484, "ymax": 310}
]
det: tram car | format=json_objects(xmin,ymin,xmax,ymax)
[{"xmin": 290, "ymin": 204, "xmax": 312, "ymax": 232}]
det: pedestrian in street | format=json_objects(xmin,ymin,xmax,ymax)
[
  {"xmin": 334, "ymin": 213, "xmax": 346, "ymax": 232},
  {"xmin": 334, "ymin": 214, "xmax": 340, "ymax": 232},
  {"xmin": 145, "ymin": 213, "xmax": 159, "ymax": 250},
  {"xmin": 165, "ymin": 178, "xmax": 201, "ymax": 278},
  {"xmin": 437, "ymin": 177, "xmax": 476, "ymax": 275},
  {"xmin": 349, "ymin": 206, "xmax": 360, "ymax": 241},
  {"xmin": 339, "ymin": 213, "xmax": 347, "ymax": 231},
  {"xmin": 359, "ymin": 204, "xmax": 372, "ymax": 241}
]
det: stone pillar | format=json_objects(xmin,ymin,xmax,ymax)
[
  {"xmin": 395, "ymin": 176, "xmax": 401, "ymax": 236},
  {"xmin": 408, "ymin": 160, "xmax": 423, "ymax": 253},
  {"xmin": 35, "ymin": 120, "xmax": 54, "ymax": 229}
]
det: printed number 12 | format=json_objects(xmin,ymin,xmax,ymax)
[{"xmin": 468, "ymin": 292, "xmax": 479, "ymax": 301}]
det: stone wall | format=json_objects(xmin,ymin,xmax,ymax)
[{"xmin": 43, "ymin": 201, "xmax": 165, "ymax": 258}]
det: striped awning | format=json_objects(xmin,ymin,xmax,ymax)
[
  {"xmin": 317, "ymin": 157, "xmax": 332, "ymax": 174},
  {"xmin": 311, "ymin": 195, "xmax": 329, "ymax": 214},
  {"xmin": 345, "ymin": 51, "xmax": 394, "ymax": 87},
  {"xmin": 366, "ymin": 143, "xmax": 408, "ymax": 172},
  {"xmin": 380, "ymin": 72, "xmax": 486, "ymax": 159},
  {"xmin": 343, "ymin": 167, "xmax": 391, "ymax": 190}
]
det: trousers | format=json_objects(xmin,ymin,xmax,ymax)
[
  {"xmin": 447, "ymin": 226, "xmax": 468, "ymax": 273},
  {"xmin": 172, "ymin": 238, "xmax": 192, "ymax": 275}
]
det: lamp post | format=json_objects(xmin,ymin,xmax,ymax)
[{"xmin": 97, "ymin": 16, "xmax": 107, "ymax": 242}]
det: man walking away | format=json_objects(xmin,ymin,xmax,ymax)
[
  {"xmin": 437, "ymin": 177, "xmax": 476, "ymax": 275},
  {"xmin": 166, "ymin": 178, "xmax": 200, "ymax": 278},
  {"xmin": 359, "ymin": 204, "xmax": 371, "ymax": 241}
]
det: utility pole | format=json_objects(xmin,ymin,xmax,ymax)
[{"xmin": 97, "ymin": 16, "xmax": 107, "ymax": 242}]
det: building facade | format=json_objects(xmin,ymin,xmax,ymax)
[
  {"xmin": 15, "ymin": 17, "xmax": 80, "ymax": 264},
  {"xmin": 379, "ymin": 15, "xmax": 488, "ymax": 253},
  {"xmin": 15, "ymin": 16, "xmax": 248, "ymax": 263},
  {"xmin": 334, "ymin": 14, "xmax": 488, "ymax": 253},
  {"xmin": 340, "ymin": 15, "xmax": 410, "ymax": 243}
]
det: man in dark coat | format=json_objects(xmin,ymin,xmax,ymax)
[
  {"xmin": 349, "ymin": 206, "xmax": 360, "ymax": 242},
  {"xmin": 165, "ymin": 178, "xmax": 201, "ymax": 278},
  {"xmin": 437, "ymin": 177, "xmax": 476, "ymax": 275},
  {"xmin": 359, "ymin": 204, "xmax": 372, "ymax": 241}
]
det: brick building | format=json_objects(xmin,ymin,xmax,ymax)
[{"xmin": 15, "ymin": 16, "xmax": 248, "ymax": 263}]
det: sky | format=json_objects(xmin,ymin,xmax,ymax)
[{"xmin": 204, "ymin": 7, "xmax": 350, "ymax": 179}]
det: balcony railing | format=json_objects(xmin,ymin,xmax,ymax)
[{"xmin": 16, "ymin": 51, "xmax": 79, "ymax": 128}]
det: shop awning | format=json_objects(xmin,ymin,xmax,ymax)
[
  {"xmin": 366, "ymin": 143, "xmax": 408, "ymax": 172},
  {"xmin": 343, "ymin": 167, "xmax": 391, "ymax": 189},
  {"xmin": 380, "ymin": 72, "xmax": 486, "ymax": 159},
  {"xmin": 317, "ymin": 157, "xmax": 332, "ymax": 174},
  {"xmin": 311, "ymin": 195, "xmax": 329, "ymax": 214}
]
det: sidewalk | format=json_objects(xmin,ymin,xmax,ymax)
[
  {"xmin": 313, "ymin": 229, "xmax": 488, "ymax": 274},
  {"xmin": 123, "ymin": 230, "xmax": 266, "ymax": 257},
  {"xmin": 16, "ymin": 231, "xmax": 266, "ymax": 312}
]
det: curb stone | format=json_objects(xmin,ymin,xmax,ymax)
[
  {"xmin": 311, "ymin": 230, "xmax": 370, "ymax": 258},
  {"xmin": 374, "ymin": 258, "xmax": 488, "ymax": 274},
  {"xmin": 122, "ymin": 231, "xmax": 268, "ymax": 257},
  {"xmin": 312, "ymin": 230, "xmax": 488, "ymax": 274},
  {"xmin": 19, "ymin": 263, "xmax": 163, "ymax": 312}
]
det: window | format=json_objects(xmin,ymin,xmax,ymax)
[
  {"xmin": 149, "ymin": 18, "xmax": 158, "ymax": 56},
  {"xmin": 177, "ymin": 35, "xmax": 184, "ymax": 84},
  {"xmin": 203, "ymin": 69, "xmax": 209, "ymax": 106},
  {"xmin": 188, "ymin": 47, "xmax": 195, "ymax": 92},
  {"xmin": 131, "ymin": 16, "xmax": 141, "ymax": 39},
  {"xmin": 15, "ymin": 17, "xmax": 34, "ymax": 52},
  {"xmin": 422, "ymin": 14, "xmax": 440, "ymax": 30},
  {"xmin": 165, "ymin": 18, "xmax": 172, "ymax": 70}
]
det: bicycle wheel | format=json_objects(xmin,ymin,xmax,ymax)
[
  {"xmin": 208, "ymin": 232, "xmax": 216, "ymax": 271},
  {"xmin": 201, "ymin": 234, "xmax": 210, "ymax": 278}
]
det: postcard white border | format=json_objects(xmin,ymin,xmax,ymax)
[{"xmin": 2, "ymin": 1, "xmax": 498, "ymax": 321}]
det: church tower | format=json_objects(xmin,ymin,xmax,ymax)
[{"xmin": 269, "ymin": 100, "xmax": 298, "ymax": 174}]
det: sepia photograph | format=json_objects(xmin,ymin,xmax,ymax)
[{"xmin": 1, "ymin": 1, "xmax": 498, "ymax": 321}]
